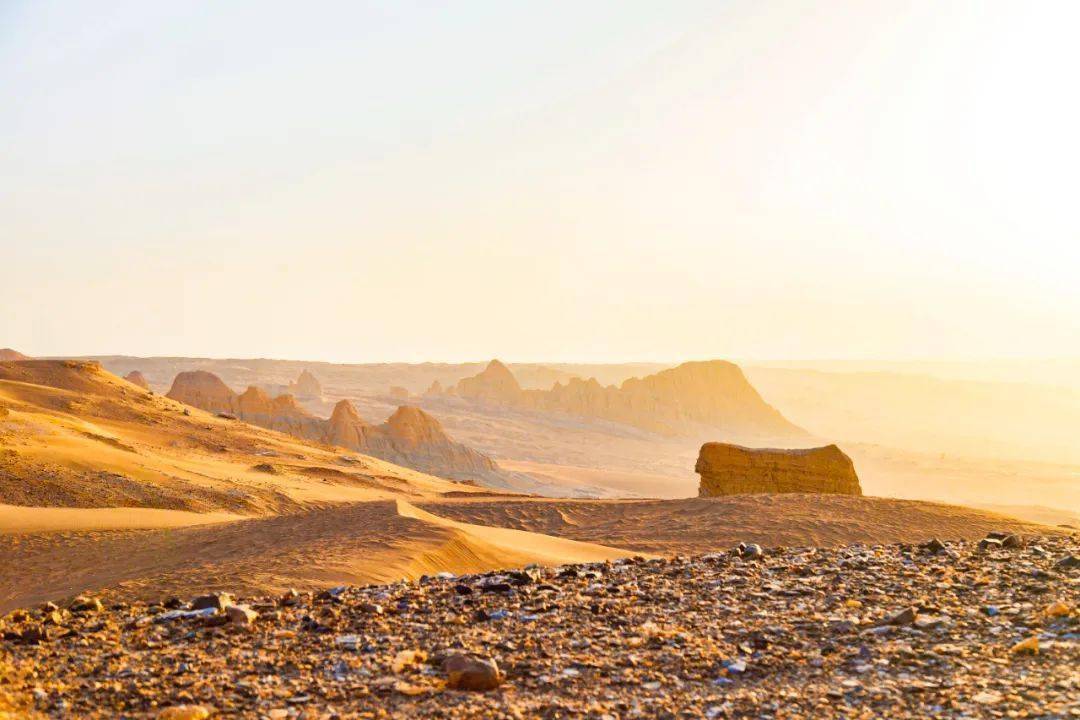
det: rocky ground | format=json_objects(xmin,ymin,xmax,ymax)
[{"xmin": 1, "ymin": 533, "xmax": 1077, "ymax": 719}]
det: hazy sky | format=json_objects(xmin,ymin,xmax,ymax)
[{"xmin": 2, "ymin": 1, "xmax": 1077, "ymax": 363}]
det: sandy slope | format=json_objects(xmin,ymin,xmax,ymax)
[
  {"xmin": 0, "ymin": 499, "xmax": 635, "ymax": 612},
  {"xmin": 0, "ymin": 504, "xmax": 241, "ymax": 534}
]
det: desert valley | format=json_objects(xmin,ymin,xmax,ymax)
[
  {"xmin": 4, "ymin": 2, "xmax": 1080, "ymax": 717},
  {"xmin": 0, "ymin": 351, "xmax": 1077, "ymax": 718}
]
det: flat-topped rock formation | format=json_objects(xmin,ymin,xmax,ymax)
[
  {"xmin": 696, "ymin": 442, "xmax": 862, "ymax": 496},
  {"xmin": 447, "ymin": 359, "xmax": 804, "ymax": 440},
  {"xmin": 122, "ymin": 370, "xmax": 150, "ymax": 389},
  {"xmin": 167, "ymin": 371, "xmax": 507, "ymax": 485}
]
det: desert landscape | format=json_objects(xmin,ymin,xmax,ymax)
[{"xmin": 4, "ymin": 1, "xmax": 1079, "ymax": 717}]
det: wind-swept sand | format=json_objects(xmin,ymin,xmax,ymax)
[
  {"xmin": 0, "ymin": 504, "xmax": 241, "ymax": 534},
  {"xmin": 0, "ymin": 498, "xmax": 634, "ymax": 613}
]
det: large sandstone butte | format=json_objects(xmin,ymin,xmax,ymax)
[
  {"xmin": 167, "ymin": 371, "xmax": 502, "ymax": 485},
  {"xmin": 696, "ymin": 442, "xmax": 862, "ymax": 497},
  {"xmin": 446, "ymin": 359, "xmax": 804, "ymax": 440}
]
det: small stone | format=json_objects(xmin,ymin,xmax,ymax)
[
  {"xmin": 225, "ymin": 604, "xmax": 258, "ymax": 627},
  {"xmin": 1044, "ymin": 601, "xmax": 1071, "ymax": 618},
  {"xmin": 279, "ymin": 589, "xmax": 300, "ymax": 606},
  {"xmin": 885, "ymin": 607, "xmax": 918, "ymax": 626},
  {"xmin": 741, "ymin": 544, "xmax": 763, "ymax": 560},
  {"xmin": 191, "ymin": 593, "xmax": 234, "ymax": 611},
  {"xmin": 443, "ymin": 653, "xmax": 503, "ymax": 691},
  {"xmin": 921, "ymin": 538, "xmax": 946, "ymax": 554},
  {"xmin": 1010, "ymin": 636, "xmax": 1039, "ymax": 655},
  {"xmin": 1001, "ymin": 534, "xmax": 1023, "ymax": 549},
  {"xmin": 978, "ymin": 538, "xmax": 1003, "ymax": 551},
  {"xmin": 1055, "ymin": 555, "xmax": 1079, "ymax": 570},
  {"xmin": 69, "ymin": 596, "xmax": 103, "ymax": 613}
]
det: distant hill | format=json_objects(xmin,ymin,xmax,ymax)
[{"xmin": 444, "ymin": 359, "xmax": 806, "ymax": 441}]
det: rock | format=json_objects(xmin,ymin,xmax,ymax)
[
  {"xmin": 166, "ymin": 371, "xmax": 238, "ymax": 416},
  {"xmin": 442, "ymin": 653, "xmax": 504, "ymax": 691},
  {"xmin": 226, "ymin": 605, "xmax": 258, "ymax": 627},
  {"xmin": 740, "ymin": 543, "xmax": 764, "ymax": 560},
  {"xmin": 191, "ymin": 593, "xmax": 234, "ymax": 611},
  {"xmin": 979, "ymin": 538, "xmax": 1003, "ymax": 551},
  {"xmin": 1010, "ymin": 636, "xmax": 1039, "ymax": 654},
  {"xmin": 1001, "ymin": 535, "xmax": 1024, "ymax": 549},
  {"xmin": 279, "ymin": 589, "xmax": 300, "ymax": 606},
  {"xmin": 1055, "ymin": 555, "xmax": 1079, "ymax": 570},
  {"xmin": 885, "ymin": 607, "xmax": 918, "ymax": 626},
  {"xmin": 69, "ymin": 596, "xmax": 102, "ymax": 613},
  {"xmin": 921, "ymin": 538, "xmax": 946, "ymax": 554},
  {"xmin": 696, "ymin": 443, "xmax": 861, "ymax": 497}
]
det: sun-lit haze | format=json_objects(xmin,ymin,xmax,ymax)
[{"xmin": 2, "ymin": 0, "xmax": 1079, "ymax": 363}]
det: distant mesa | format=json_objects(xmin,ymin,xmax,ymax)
[
  {"xmin": 448, "ymin": 359, "xmax": 804, "ymax": 440},
  {"xmin": 123, "ymin": 370, "xmax": 150, "ymax": 390},
  {"xmin": 0, "ymin": 348, "xmax": 29, "ymax": 361},
  {"xmin": 696, "ymin": 442, "xmax": 862, "ymax": 497},
  {"xmin": 388, "ymin": 385, "xmax": 411, "ymax": 401},
  {"xmin": 167, "ymin": 370, "xmax": 504, "ymax": 485}
]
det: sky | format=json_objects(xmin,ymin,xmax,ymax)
[{"xmin": 2, "ymin": 1, "xmax": 1078, "ymax": 363}]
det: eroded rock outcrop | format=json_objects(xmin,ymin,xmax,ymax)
[
  {"xmin": 450, "ymin": 360, "xmax": 804, "ymax": 440},
  {"xmin": 123, "ymin": 371, "xmax": 150, "ymax": 390},
  {"xmin": 288, "ymin": 370, "xmax": 323, "ymax": 400},
  {"xmin": 166, "ymin": 371, "xmax": 503, "ymax": 485},
  {"xmin": 455, "ymin": 360, "xmax": 524, "ymax": 404},
  {"xmin": 166, "ymin": 371, "xmax": 238, "ymax": 415},
  {"xmin": 696, "ymin": 442, "xmax": 862, "ymax": 497}
]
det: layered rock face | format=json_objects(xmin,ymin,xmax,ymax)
[
  {"xmin": 123, "ymin": 371, "xmax": 150, "ymax": 390},
  {"xmin": 449, "ymin": 360, "xmax": 804, "ymax": 440},
  {"xmin": 167, "ymin": 371, "xmax": 503, "ymax": 484},
  {"xmin": 696, "ymin": 443, "xmax": 862, "ymax": 497}
]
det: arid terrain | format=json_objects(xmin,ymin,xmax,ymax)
[{"xmin": 1, "ymin": 355, "xmax": 1076, "ymax": 718}]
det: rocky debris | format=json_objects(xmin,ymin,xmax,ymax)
[
  {"xmin": 450, "ymin": 359, "xmax": 805, "ymax": 439},
  {"xmin": 1, "ymin": 535, "xmax": 1076, "ymax": 718},
  {"xmin": 123, "ymin": 370, "xmax": 151, "ymax": 390},
  {"xmin": 696, "ymin": 442, "xmax": 862, "ymax": 497}
]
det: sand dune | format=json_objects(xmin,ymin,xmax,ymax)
[{"xmin": 0, "ymin": 498, "xmax": 633, "ymax": 612}]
